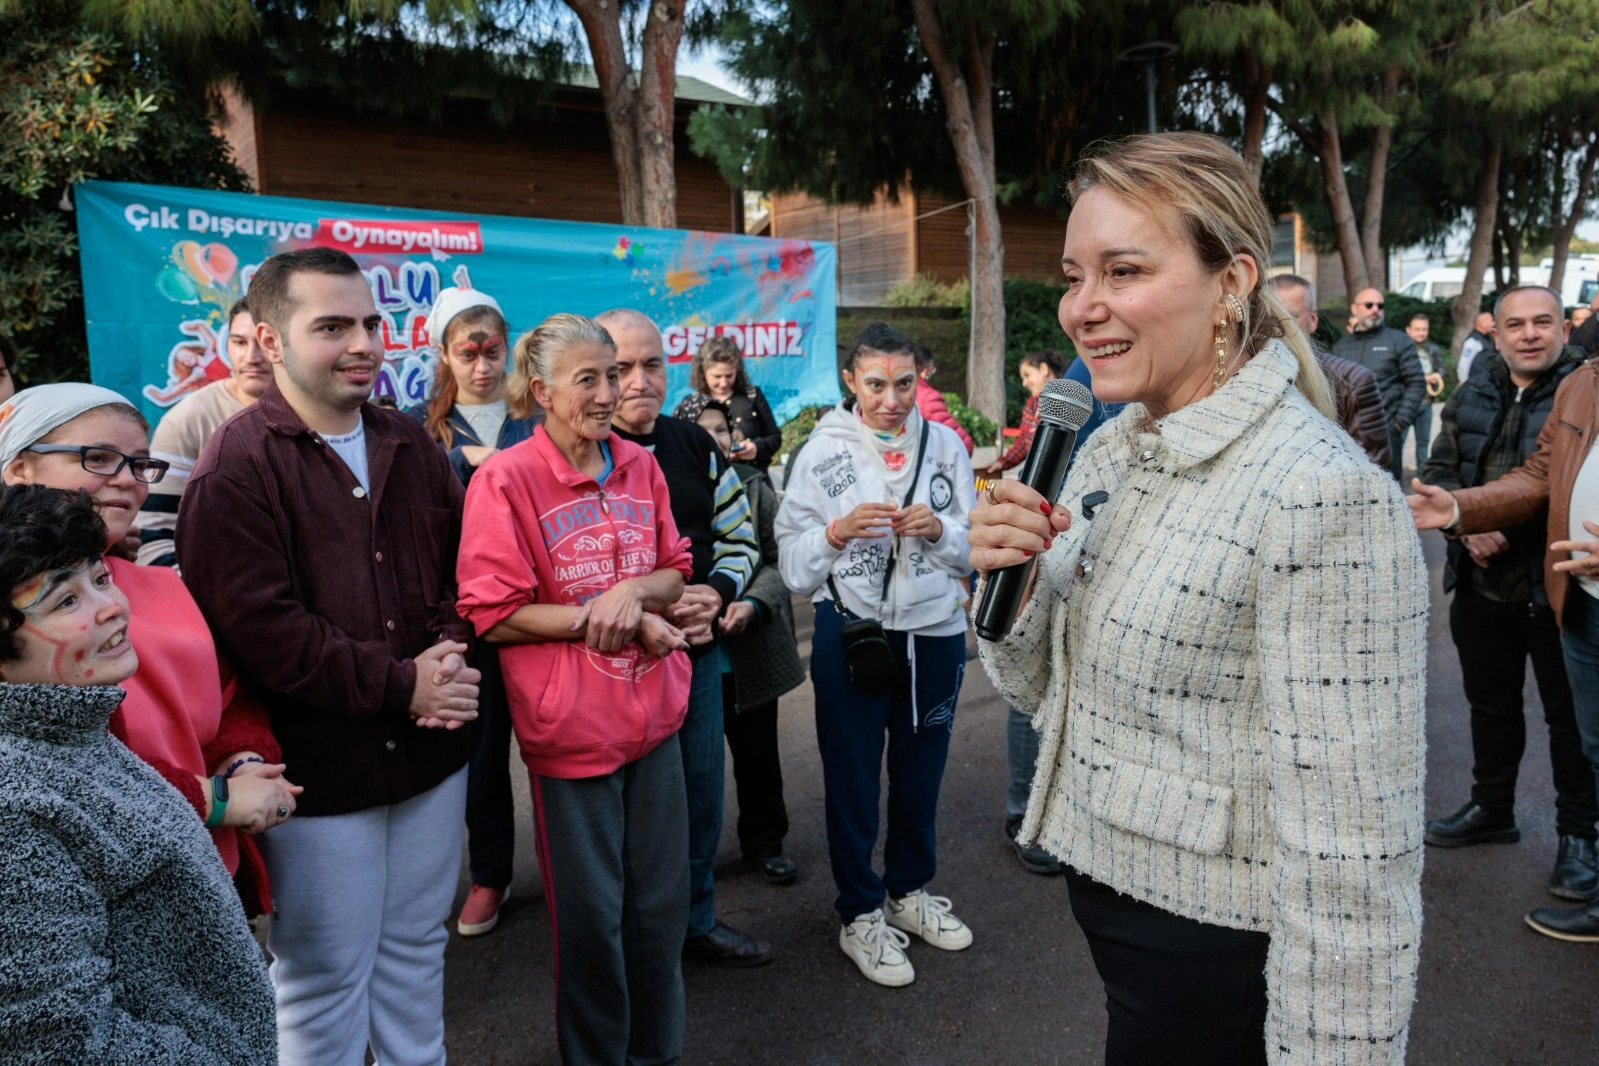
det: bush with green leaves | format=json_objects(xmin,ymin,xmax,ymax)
[
  {"xmin": 0, "ymin": 9, "xmax": 248, "ymax": 385},
  {"xmin": 941, "ymin": 391, "xmax": 997, "ymax": 449}
]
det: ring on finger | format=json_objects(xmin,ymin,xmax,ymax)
[{"xmin": 277, "ymin": 806, "xmax": 290, "ymax": 818}]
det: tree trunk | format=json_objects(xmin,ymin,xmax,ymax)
[
  {"xmin": 1492, "ymin": 221, "xmax": 1506, "ymax": 291},
  {"xmin": 1317, "ymin": 110, "xmax": 1370, "ymax": 299},
  {"xmin": 566, "ymin": 0, "xmax": 644, "ymax": 225},
  {"xmin": 909, "ymin": 0, "xmax": 1007, "ymax": 422},
  {"xmin": 1503, "ymin": 218, "xmax": 1521, "ymax": 287},
  {"xmin": 1452, "ymin": 134, "xmax": 1502, "ymax": 361},
  {"xmin": 1549, "ymin": 135, "xmax": 1599, "ymax": 291},
  {"xmin": 1359, "ymin": 66, "xmax": 1401, "ymax": 291},
  {"xmin": 1240, "ymin": 54, "xmax": 1271, "ymax": 188},
  {"xmin": 636, "ymin": 1, "xmax": 684, "ymax": 228}
]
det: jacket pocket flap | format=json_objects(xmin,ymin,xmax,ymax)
[{"xmin": 1089, "ymin": 756, "xmax": 1235, "ymax": 856}]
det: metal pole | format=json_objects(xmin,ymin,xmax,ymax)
[{"xmin": 1144, "ymin": 61, "xmax": 1157, "ymax": 133}]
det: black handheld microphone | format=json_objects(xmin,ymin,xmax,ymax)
[{"xmin": 974, "ymin": 378, "xmax": 1095, "ymax": 642}]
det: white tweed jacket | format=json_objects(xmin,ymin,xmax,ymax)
[{"xmin": 980, "ymin": 340, "xmax": 1427, "ymax": 1065}]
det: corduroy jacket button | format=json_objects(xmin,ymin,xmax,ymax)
[{"xmin": 385, "ymin": 740, "xmax": 397, "ymax": 752}]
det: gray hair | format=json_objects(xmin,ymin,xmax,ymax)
[
  {"xmin": 593, "ymin": 307, "xmax": 661, "ymax": 339},
  {"xmin": 508, "ymin": 314, "xmax": 614, "ymax": 399},
  {"xmin": 1492, "ymin": 284, "xmax": 1562, "ymax": 321},
  {"xmin": 1267, "ymin": 273, "xmax": 1315, "ymax": 307}
]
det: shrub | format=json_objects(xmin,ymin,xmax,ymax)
[
  {"xmin": 943, "ymin": 391, "xmax": 998, "ymax": 448},
  {"xmin": 883, "ymin": 273, "xmax": 969, "ymax": 309}
]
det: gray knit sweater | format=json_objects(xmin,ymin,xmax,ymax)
[
  {"xmin": 0, "ymin": 683, "xmax": 277, "ymax": 1064},
  {"xmin": 980, "ymin": 341, "xmax": 1427, "ymax": 1065}
]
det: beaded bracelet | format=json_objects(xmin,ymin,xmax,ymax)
[
  {"xmin": 225, "ymin": 755, "xmax": 266, "ymax": 777},
  {"xmin": 825, "ymin": 520, "xmax": 846, "ymax": 550}
]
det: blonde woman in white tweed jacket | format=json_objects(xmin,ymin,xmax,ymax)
[{"xmin": 972, "ymin": 133, "xmax": 1427, "ymax": 1066}]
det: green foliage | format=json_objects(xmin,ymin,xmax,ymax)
[
  {"xmin": 941, "ymin": 390, "xmax": 997, "ymax": 448},
  {"xmin": 779, "ymin": 404, "xmax": 829, "ymax": 459},
  {"xmin": 998, "ymin": 279, "xmax": 1072, "ymax": 425},
  {"xmin": 882, "ymin": 274, "xmax": 968, "ymax": 309},
  {"xmin": 0, "ymin": 12, "xmax": 248, "ymax": 383}
]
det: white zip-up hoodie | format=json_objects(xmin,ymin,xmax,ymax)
[{"xmin": 776, "ymin": 405, "xmax": 975, "ymax": 637}]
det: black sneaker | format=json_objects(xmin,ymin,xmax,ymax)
[{"xmin": 1424, "ymin": 801, "xmax": 1520, "ymax": 847}]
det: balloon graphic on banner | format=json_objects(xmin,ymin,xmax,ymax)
[{"xmin": 156, "ymin": 266, "xmax": 200, "ymax": 303}]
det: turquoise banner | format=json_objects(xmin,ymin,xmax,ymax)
[{"xmin": 75, "ymin": 180, "xmax": 838, "ymax": 426}]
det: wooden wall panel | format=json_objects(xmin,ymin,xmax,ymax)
[
  {"xmin": 913, "ymin": 191, "xmax": 1067, "ymax": 284},
  {"xmin": 769, "ymin": 190, "xmax": 913, "ymax": 305},
  {"xmin": 255, "ymin": 94, "xmax": 735, "ymax": 232}
]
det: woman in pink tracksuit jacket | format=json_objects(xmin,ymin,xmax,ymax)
[{"xmin": 456, "ymin": 312, "xmax": 695, "ymax": 1066}]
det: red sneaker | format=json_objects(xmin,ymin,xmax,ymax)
[{"xmin": 456, "ymin": 884, "xmax": 508, "ymax": 937}]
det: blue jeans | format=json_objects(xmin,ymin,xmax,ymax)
[
  {"xmin": 1408, "ymin": 403, "xmax": 1434, "ymax": 469},
  {"xmin": 810, "ymin": 599, "xmax": 966, "ymax": 922},
  {"xmin": 1006, "ymin": 705, "xmax": 1039, "ymax": 821},
  {"xmin": 679, "ymin": 651, "xmax": 726, "ymax": 938},
  {"xmin": 1561, "ymin": 589, "xmax": 1599, "ymax": 806}
]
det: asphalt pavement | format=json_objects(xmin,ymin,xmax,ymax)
[{"xmin": 438, "ymin": 529, "xmax": 1599, "ymax": 1065}]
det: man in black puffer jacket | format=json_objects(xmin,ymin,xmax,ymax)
[
  {"xmin": 1421, "ymin": 284, "xmax": 1598, "ymax": 900},
  {"xmin": 1334, "ymin": 287, "xmax": 1427, "ymax": 481}
]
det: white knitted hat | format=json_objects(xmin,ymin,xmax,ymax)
[{"xmin": 428, "ymin": 285, "xmax": 504, "ymax": 350}]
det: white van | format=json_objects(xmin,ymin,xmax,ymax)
[{"xmin": 1400, "ymin": 257, "xmax": 1599, "ymax": 307}]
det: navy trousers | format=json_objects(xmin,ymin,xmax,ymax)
[
  {"xmin": 810, "ymin": 598, "xmax": 966, "ymax": 922},
  {"xmin": 464, "ymin": 645, "xmax": 515, "ymax": 890}
]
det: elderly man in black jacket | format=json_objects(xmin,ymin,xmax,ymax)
[
  {"xmin": 1334, "ymin": 286, "xmax": 1427, "ymax": 481},
  {"xmin": 1421, "ymin": 284, "xmax": 1598, "ymax": 901}
]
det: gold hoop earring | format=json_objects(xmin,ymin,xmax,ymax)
[
  {"xmin": 1226, "ymin": 293, "xmax": 1245, "ymax": 322},
  {"xmin": 1213, "ymin": 326, "xmax": 1229, "ymax": 388}
]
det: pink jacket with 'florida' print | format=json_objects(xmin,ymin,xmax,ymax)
[{"xmin": 456, "ymin": 427, "xmax": 694, "ymax": 778}]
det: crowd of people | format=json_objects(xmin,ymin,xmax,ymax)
[{"xmin": 2, "ymin": 129, "xmax": 1598, "ymax": 1065}]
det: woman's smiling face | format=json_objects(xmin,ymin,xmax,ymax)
[
  {"xmin": 1057, "ymin": 186, "xmax": 1255, "ymax": 421},
  {"xmin": 2, "ymin": 559, "xmax": 136, "ymax": 686},
  {"xmin": 3, "ymin": 408, "xmax": 150, "ymax": 546}
]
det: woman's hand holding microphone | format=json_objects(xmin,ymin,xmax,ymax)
[{"xmin": 968, "ymin": 479, "xmax": 1072, "ymax": 574}]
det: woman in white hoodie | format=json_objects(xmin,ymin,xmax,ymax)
[{"xmin": 775, "ymin": 322, "xmax": 975, "ymax": 988}]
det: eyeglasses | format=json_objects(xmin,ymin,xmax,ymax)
[
  {"xmin": 1360, "ymin": 301, "xmax": 1385, "ymax": 310},
  {"xmin": 24, "ymin": 444, "xmax": 170, "ymax": 484}
]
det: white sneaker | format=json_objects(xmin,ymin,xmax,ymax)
[
  {"xmin": 885, "ymin": 890, "xmax": 973, "ymax": 951},
  {"xmin": 839, "ymin": 908, "xmax": 915, "ymax": 987}
]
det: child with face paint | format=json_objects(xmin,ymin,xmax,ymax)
[
  {"xmin": 773, "ymin": 322, "xmax": 978, "ymax": 987},
  {"xmin": 0, "ymin": 484, "xmax": 277, "ymax": 1062},
  {"xmin": 0, "ymin": 383, "xmax": 300, "ymax": 916},
  {"xmin": 407, "ymin": 284, "xmax": 540, "ymax": 937}
]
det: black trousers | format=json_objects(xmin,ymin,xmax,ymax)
[
  {"xmin": 721, "ymin": 675, "xmax": 790, "ymax": 859},
  {"xmin": 1065, "ymin": 867, "xmax": 1268, "ymax": 1066},
  {"xmin": 1450, "ymin": 587, "xmax": 1598, "ymax": 839},
  {"xmin": 464, "ymin": 645, "xmax": 516, "ymax": 889}
]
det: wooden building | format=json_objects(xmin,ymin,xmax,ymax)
[
  {"xmin": 216, "ymin": 72, "xmax": 748, "ymax": 232},
  {"xmin": 766, "ymin": 188, "xmax": 1071, "ymax": 305}
]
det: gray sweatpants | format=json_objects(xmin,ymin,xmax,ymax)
[
  {"xmin": 530, "ymin": 735, "xmax": 690, "ymax": 1066},
  {"xmin": 259, "ymin": 767, "xmax": 467, "ymax": 1066}
]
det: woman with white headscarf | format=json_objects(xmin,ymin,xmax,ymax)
[{"xmin": 0, "ymin": 383, "xmax": 301, "ymax": 915}]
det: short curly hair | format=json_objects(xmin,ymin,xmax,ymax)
[
  {"xmin": 688, "ymin": 334, "xmax": 750, "ymax": 395},
  {"xmin": 0, "ymin": 486, "xmax": 109, "ymax": 663}
]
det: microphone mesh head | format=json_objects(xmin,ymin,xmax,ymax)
[{"xmin": 1036, "ymin": 378, "xmax": 1094, "ymax": 431}]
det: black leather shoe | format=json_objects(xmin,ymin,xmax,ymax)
[
  {"xmin": 1549, "ymin": 836, "xmax": 1599, "ymax": 900},
  {"xmin": 1006, "ymin": 816, "xmax": 1063, "ymax": 875},
  {"xmin": 683, "ymin": 920, "xmax": 774, "ymax": 967},
  {"xmin": 745, "ymin": 854, "xmax": 798, "ymax": 885},
  {"xmin": 1424, "ymin": 801, "xmax": 1520, "ymax": 847},
  {"xmin": 1526, "ymin": 900, "xmax": 1599, "ymax": 942}
]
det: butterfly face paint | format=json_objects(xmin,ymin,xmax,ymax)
[{"xmin": 3, "ymin": 559, "xmax": 137, "ymax": 686}]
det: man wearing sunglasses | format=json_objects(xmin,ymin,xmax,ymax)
[{"xmin": 1334, "ymin": 287, "xmax": 1427, "ymax": 482}]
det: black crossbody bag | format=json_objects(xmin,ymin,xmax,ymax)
[{"xmin": 826, "ymin": 417, "xmax": 930, "ymax": 692}]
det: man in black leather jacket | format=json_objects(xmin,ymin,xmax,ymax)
[
  {"xmin": 1333, "ymin": 287, "xmax": 1427, "ymax": 481},
  {"xmin": 1420, "ymin": 284, "xmax": 1597, "ymax": 901}
]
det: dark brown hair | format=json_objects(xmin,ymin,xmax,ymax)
[
  {"xmin": 688, "ymin": 335, "xmax": 750, "ymax": 394},
  {"xmin": 1020, "ymin": 350, "xmax": 1066, "ymax": 376},
  {"xmin": 0, "ymin": 486, "xmax": 108, "ymax": 663},
  {"xmin": 246, "ymin": 247, "xmax": 363, "ymax": 332}
]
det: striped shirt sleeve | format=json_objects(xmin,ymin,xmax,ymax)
[{"xmin": 705, "ymin": 450, "xmax": 758, "ymax": 604}]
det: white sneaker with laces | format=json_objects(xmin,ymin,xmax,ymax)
[
  {"xmin": 885, "ymin": 890, "xmax": 973, "ymax": 951},
  {"xmin": 839, "ymin": 908, "xmax": 915, "ymax": 987}
]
